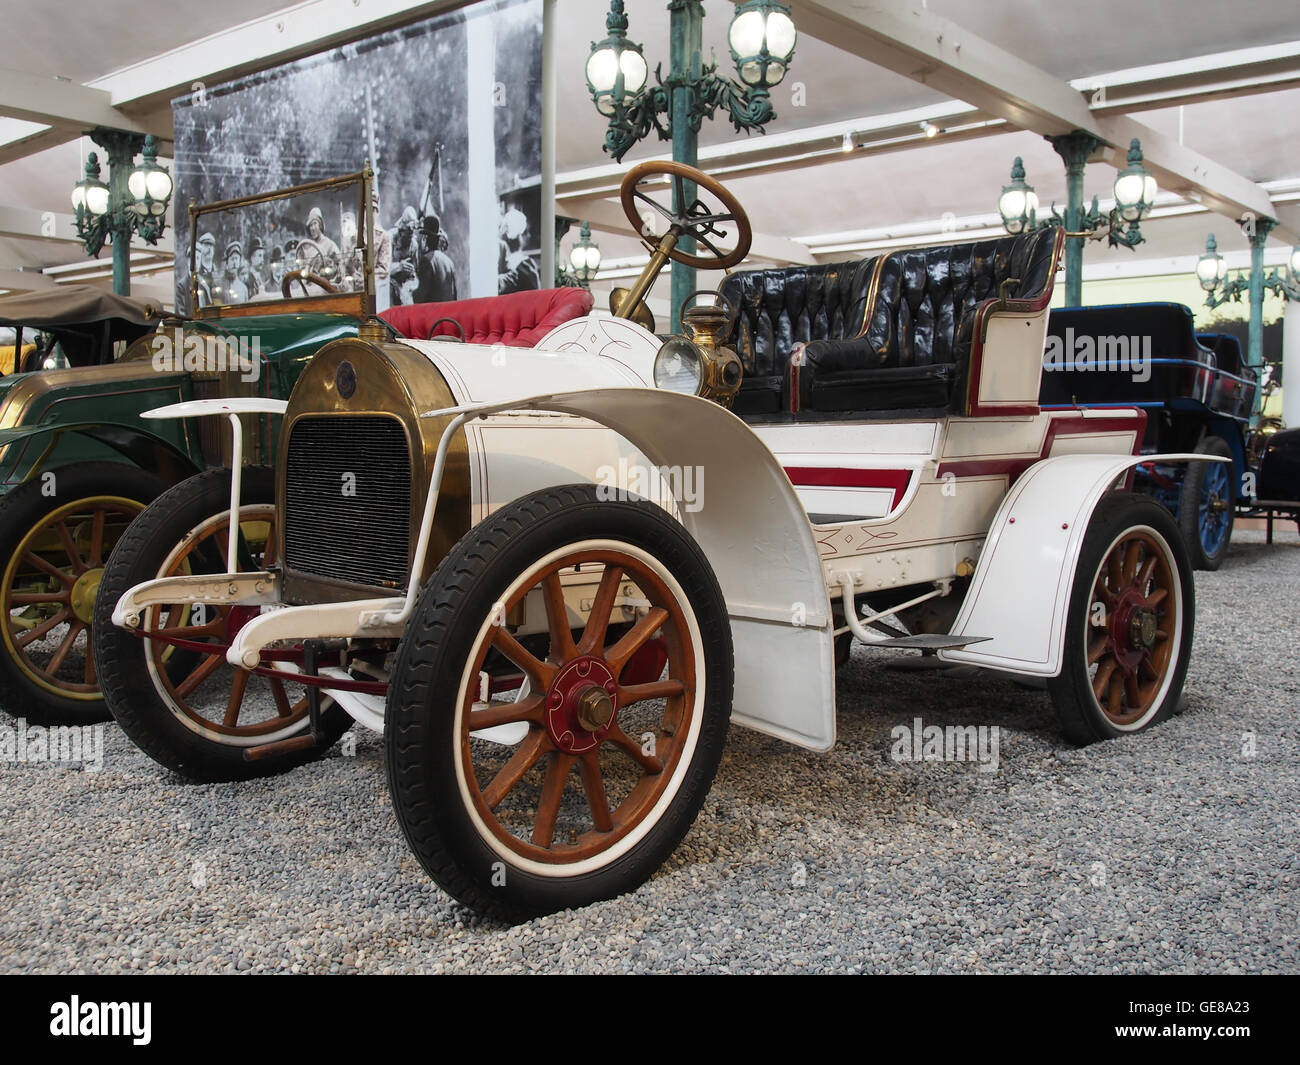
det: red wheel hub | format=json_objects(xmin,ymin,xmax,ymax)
[
  {"xmin": 1110, "ymin": 586, "xmax": 1156, "ymax": 674},
  {"xmin": 545, "ymin": 655, "xmax": 619, "ymax": 754}
]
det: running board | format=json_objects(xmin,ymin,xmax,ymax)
[{"xmin": 862, "ymin": 634, "xmax": 992, "ymax": 650}]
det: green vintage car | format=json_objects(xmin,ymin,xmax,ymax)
[{"xmin": 0, "ymin": 170, "xmax": 375, "ymax": 724}]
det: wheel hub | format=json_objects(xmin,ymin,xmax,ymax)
[
  {"xmin": 1112, "ymin": 588, "xmax": 1154, "ymax": 672},
  {"xmin": 546, "ymin": 655, "xmax": 619, "ymax": 754},
  {"xmin": 69, "ymin": 568, "xmax": 104, "ymax": 624}
]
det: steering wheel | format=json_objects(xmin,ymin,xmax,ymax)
[
  {"xmin": 620, "ymin": 160, "xmax": 752, "ymax": 270},
  {"xmin": 282, "ymin": 270, "xmax": 339, "ymax": 298}
]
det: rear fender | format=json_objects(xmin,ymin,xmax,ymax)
[
  {"xmin": 941, "ymin": 452, "xmax": 1226, "ymax": 676},
  {"xmin": 0, "ymin": 421, "xmax": 199, "ymax": 486}
]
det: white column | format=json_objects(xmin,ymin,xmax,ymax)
[
  {"xmin": 466, "ymin": 11, "xmax": 497, "ymax": 297},
  {"xmin": 1284, "ymin": 300, "xmax": 1300, "ymax": 428}
]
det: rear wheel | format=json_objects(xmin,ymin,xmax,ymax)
[
  {"xmin": 93, "ymin": 467, "xmax": 350, "ymax": 781},
  {"xmin": 0, "ymin": 462, "xmax": 168, "ymax": 724},
  {"xmin": 386, "ymin": 484, "xmax": 733, "ymax": 920},
  {"xmin": 1178, "ymin": 435, "xmax": 1234, "ymax": 570},
  {"xmin": 1048, "ymin": 493, "xmax": 1193, "ymax": 745}
]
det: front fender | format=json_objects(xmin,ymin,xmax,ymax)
[
  {"xmin": 0, "ymin": 421, "xmax": 200, "ymax": 486},
  {"xmin": 498, "ymin": 388, "xmax": 837, "ymax": 751},
  {"xmin": 941, "ymin": 452, "xmax": 1226, "ymax": 676}
]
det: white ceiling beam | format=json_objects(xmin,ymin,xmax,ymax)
[
  {"xmin": 0, "ymin": 269, "xmax": 56, "ymax": 292},
  {"xmin": 791, "ymin": 0, "xmax": 1296, "ymax": 244},
  {"xmin": 561, "ymin": 194, "xmax": 818, "ymax": 266},
  {"xmin": 0, "ymin": 70, "xmax": 164, "ymax": 138}
]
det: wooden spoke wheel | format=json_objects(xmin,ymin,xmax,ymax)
[
  {"xmin": 0, "ymin": 462, "xmax": 167, "ymax": 724},
  {"xmin": 1049, "ymin": 493, "xmax": 1193, "ymax": 746},
  {"xmin": 93, "ymin": 468, "xmax": 351, "ymax": 781},
  {"xmin": 387, "ymin": 484, "xmax": 733, "ymax": 920}
]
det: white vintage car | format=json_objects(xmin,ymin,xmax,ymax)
[{"xmin": 94, "ymin": 162, "xmax": 1220, "ymax": 919}]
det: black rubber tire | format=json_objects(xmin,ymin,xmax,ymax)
[
  {"xmin": 0, "ymin": 461, "xmax": 169, "ymax": 725},
  {"xmin": 386, "ymin": 484, "xmax": 733, "ymax": 921},
  {"xmin": 93, "ymin": 467, "xmax": 351, "ymax": 781},
  {"xmin": 1048, "ymin": 492, "xmax": 1194, "ymax": 746},
  {"xmin": 1178, "ymin": 435, "xmax": 1234, "ymax": 571}
]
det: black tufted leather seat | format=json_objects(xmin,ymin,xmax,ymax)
[
  {"xmin": 718, "ymin": 257, "xmax": 879, "ymax": 414},
  {"xmin": 795, "ymin": 229, "xmax": 1059, "ymax": 414}
]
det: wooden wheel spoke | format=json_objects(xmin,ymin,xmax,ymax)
[
  {"xmin": 469, "ymin": 694, "xmax": 543, "ymax": 732},
  {"xmin": 482, "ymin": 728, "xmax": 550, "ymax": 810},
  {"xmin": 88, "ymin": 509, "xmax": 107, "ymax": 568},
  {"xmin": 53, "ymin": 522, "xmax": 87, "ymax": 575},
  {"xmin": 14, "ymin": 608, "xmax": 73, "ymax": 647},
  {"xmin": 84, "ymin": 649, "xmax": 97, "ymax": 686},
  {"xmin": 1092, "ymin": 658, "xmax": 1118, "ymax": 702},
  {"xmin": 1106, "ymin": 550, "xmax": 1124, "ymax": 592},
  {"xmin": 619, "ymin": 678, "xmax": 684, "ymax": 705},
  {"xmin": 173, "ymin": 653, "xmax": 225, "ymax": 700},
  {"xmin": 1086, "ymin": 634, "xmax": 1109, "ymax": 665},
  {"xmin": 1123, "ymin": 672, "xmax": 1142, "ymax": 708},
  {"xmin": 268, "ymin": 678, "xmax": 295, "ymax": 717},
  {"xmin": 46, "ymin": 620, "xmax": 84, "ymax": 675},
  {"xmin": 541, "ymin": 572, "xmax": 577, "ymax": 662},
  {"xmin": 222, "ymin": 669, "xmax": 251, "ymax": 728},
  {"xmin": 7, "ymin": 590, "xmax": 70, "ymax": 606},
  {"xmin": 531, "ymin": 751, "xmax": 575, "ymax": 848},
  {"xmin": 1146, "ymin": 588, "xmax": 1168, "ymax": 607},
  {"xmin": 1106, "ymin": 672, "xmax": 1123, "ymax": 717},
  {"xmin": 1137, "ymin": 556, "xmax": 1157, "ymax": 591},
  {"xmin": 21, "ymin": 550, "xmax": 77, "ymax": 587},
  {"xmin": 1122, "ymin": 541, "xmax": 1142, "ymax": 584},
  {"xmin": 577, "ymin": 565, "xmax": 623, "ymax": 656},
  {"xmin": 577, "ymin": 751, "xmax": 613, "ymax": 833},
  {"xmin": 605, "ymin": 607, "xmax": 668, "ymax": 674},
  {"xmin": 607, "ymin": 723, "xmax": 664, "ymax": 774},
  {"xmin": 492, "ymin": 626, "xmax": 555, "ymax": 688},
  {"xmin": 153, "ymin": 616, "xmax": 228, "ymax": 641}
]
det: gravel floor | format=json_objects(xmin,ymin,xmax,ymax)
[{"xmin": 2, "ymin": 527, "xmax": 1297, "ymax": 974}]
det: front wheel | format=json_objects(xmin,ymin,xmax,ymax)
[
  {"xmin": 93, "ymin": 467, "xmax": 351, "ymax": 781},
  {"xmin": 1048, "ymin": 493, "xmax": 1194, "ymax": 746},
  {"xmin": 1178, "ymin": 435, "xmax": 1234, "ymax": 570},
  {"xmin": 386, "ymin": 484, "xmax": 733, "ymax": 920}
]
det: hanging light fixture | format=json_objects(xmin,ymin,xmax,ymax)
[
  {"xmin": 728, "ymin": 0, "xmax": 797, "ymax": 89},
  {"xmin": 998, "ymin": 157, "xmax": 1040, "ymax": 235},
  {"xmin": 1196, "ymin": 233, "xmax": 1229, "ymax": 292},
  {"xmin": 1112, "ymin": 138, "xmax": 1157, "ymax": 223},
  {"xmin": 585, "ymin": 0, "xmax": 648, "ymax": 119},
  {"xmin": 568, "ymin": 221, "xmax": 602, "ymax": 286},
  {"xmin": 127, "ymin": 134, "xmax": 173, "ymax": 220},
  {"xmin": 71, "ymin": 152, "xmax": 109, "ymax": 217}
]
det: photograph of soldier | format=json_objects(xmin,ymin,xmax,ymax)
[
  {"xmin": 302, "ymin": 206, "xmax": 341, "ymax": 283},
  {"xmin": 245, "ymin": 236, "xmax": 267, "ymax": 296},
  {"xmin": 194, "ymin": 231, "xmax": 216, "ymax": 307},
  {"xmin": 497, "ymin": 205, "xmax": 540, "ymax": 294},
  {"xmin": 219, "ymin": 240, "xmax": 251, "ymax": 304},
  {"xmin": 414, "ymin": 213, "xmax": 457, "ymax": 303}
]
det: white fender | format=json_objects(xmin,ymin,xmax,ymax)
[
  {"xmin": 499, "ymin": 389, "xmax": 837, "ymax": 751},
  {"xmin": 940, "ymin": 452, "xmax": 1227, "ymax": 676}
]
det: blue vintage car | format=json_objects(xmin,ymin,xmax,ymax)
[{"xmin": 1040, "ymin": 301, "xmax": 1296, "ymax": 568}]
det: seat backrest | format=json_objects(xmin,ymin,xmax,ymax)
[
  {"xmin": 381, "ymin": 287, "xmax": 594, "ymax": 347},
  {"xmin": 719, "ymin": 258, "xmax": 879, "ymax": 379},
  {"xmin": 864, "ymin": 229, "xmax": 1058, "ymax": 369}
]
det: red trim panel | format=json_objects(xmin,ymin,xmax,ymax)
[{"xmin": 784, "ymin": 466, "xmax": 913, "ymax": 509}]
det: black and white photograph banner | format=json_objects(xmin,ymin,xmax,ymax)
[{"xmin": 171, "ymin": 0, "xmax": 543, "ymax": 313}]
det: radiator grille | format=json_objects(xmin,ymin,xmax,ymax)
[{"xmin": 283, "ymin": 415, "xmax": 412, "ymax": 589}]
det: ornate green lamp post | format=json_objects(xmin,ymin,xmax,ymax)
[
  {"xmin": 70, "ymin": 129, "xmax": 173, "ymax": 296},
  {"xmin": 998, "ymin": 136, "xmax": 1157, "ymax": 307},
  {"xmin": 1195, "ymin": 223, "xmax": 1297, "ymax": 375},
  {"xmin": 586, "ymin": 0, "xmax": 796, "ymax": 330}
]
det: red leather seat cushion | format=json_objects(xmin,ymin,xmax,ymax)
[{"xmin": 380, "ymin": 288, "xmax": 594, "ymax": 347}]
